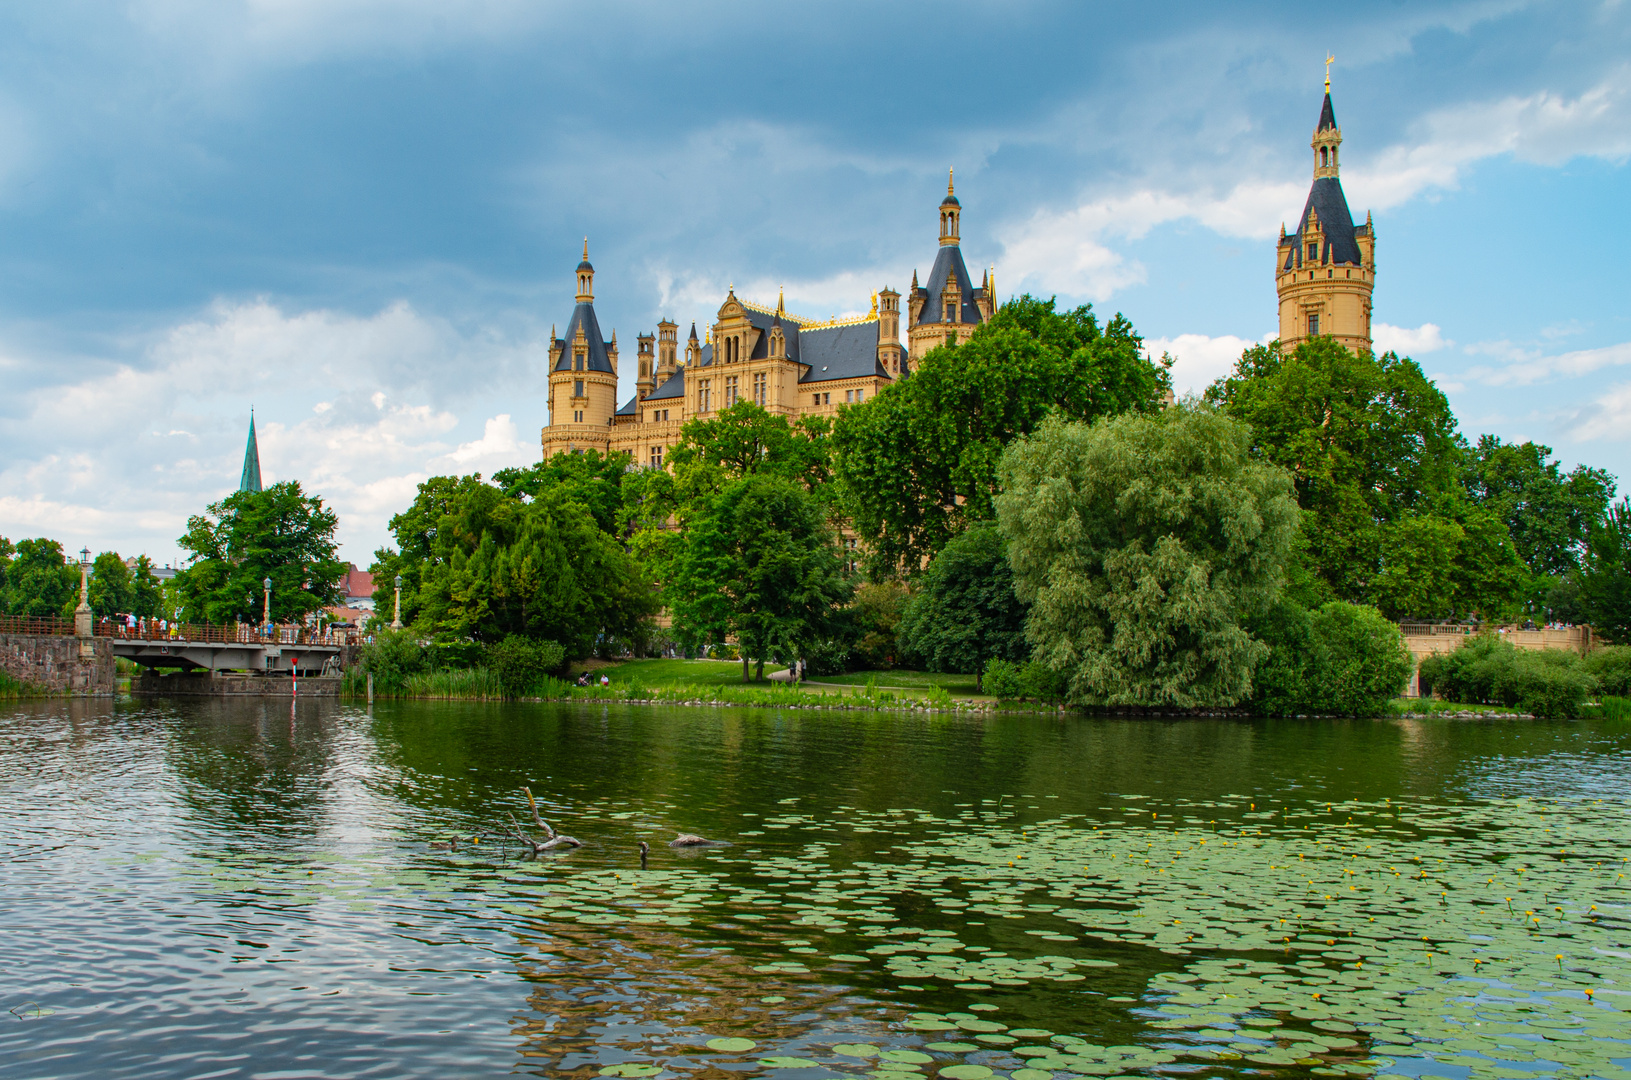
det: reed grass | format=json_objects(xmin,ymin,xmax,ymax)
[{"xmin": 0, "ymin": 670, "xmax": 54, "ymax": 699}]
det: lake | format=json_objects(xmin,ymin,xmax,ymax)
[{"xmin": 1, "ymin": 698, "xmax": 1627, "ymax": 1080}]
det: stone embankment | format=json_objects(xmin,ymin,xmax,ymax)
[{"xmin": 0, "ymin": 634, "xmax": 114, "ymax": 695}]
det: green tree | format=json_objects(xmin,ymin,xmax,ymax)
[
  {"xmin": 665, "ymin": 474, "xmax": 851, "ymax": 681},
  {"xmin": 3, "ymin": 538, "xmax": 80, "ymax": 618},
  {"xmin": 1578, "ymin": 499, "xmax": 1631, "ymax": 643},
  {"xmin": 175, "ymin": 481, "xmax": 348, "ymax": 625},
  {"xmin": 492, "ymin": 449, "xmax": 633, "ymax": 537},
  {"xmin": 390, "ymin": 481, "xmax": 655, "ymax": 655},
  {"xmin": 1465, "ymin": 435, "xmax": 1615, "ymax": 580},
  {"xmin": 129, "ymin": 556, "xmax": 163, "ymax": 619},
  {"xmin": 995, "ymin": 405, "xmax": 1298, "ymax": 708},
  {"xmin": 87, "ymin": 552, "xmax": 132, "ymax": 617},
  {"xmin": 0, "ymin": 536, "xmax": 14, "ymax": 610},
  {"xmin": 833, "ymin": 296, "xmax": 1171, "ymax": 575},
  {"xmin": 667, "ymin": 401, "xmax": 831, "ymax": 495},
  {"xmin": 1207, "ymin": 337, "xmax": 1465, "ymax": 604},
  {"xmin": 897, "ymin": 523, "xmax": 1029, "ymax": 691}
]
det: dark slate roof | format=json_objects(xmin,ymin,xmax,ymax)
[
  {"xmin": 797, "ymin": 322, "xmax": 890, "ymax": 383},
  {"xmin": 915, "ymin": 244, "xmax": 982, "ymax": 326},
  {"xmin": 614, "ymin": 395, "xmax": 640, "ymax": 416},
  {"xmin": 552, "ymin": 301, "xmax": 615, "ymax": 373},
  {"xmin": 645, "ymin": 365, "xmax": 687, "ymax": 401},
  {"xmin": 1283, "ymin": 177, "xmax": 1363, "ymax": 270},
  {"xmin": 1317, "ymin": 91, "xmax": 1337, "ymax": 133}
]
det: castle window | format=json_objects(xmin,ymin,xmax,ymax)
[
  {"xmin": 1308, "ymin": 314, "xmax": 1320, "ymax": 336},
  {"xmin": 699, "ymin": 380, "xmax": 711, "ymax": 413},
  {"xmin": 945, "ymin": 300, "xmax": 956, "ymax": 321},
  {"xmin": 824, "ymin": 393, "xmax": 831, "ymax": 405},
  {"xmin": 814, "ymin": 394, "xmax": 821, "ymax": 407},
  {"xmin": 844, "ymin": 390, "xmax": 852, "ymax": 403},
  {"xmin": 649, "ymin": 446, "xmax": 663, "ymax": 469},
  {"xmin": 725, "ymin": 375, "xmax": 738, "ymax": 406},
  {"xmin": 1307, "ymin": 243, "xmax": 1317, "ymax": 261},
  {"xmin": 574, "ymin": 379, "xmax": 584, "ymax": 398},
  {"xmin": 856, "ymin": 389, "xmax": 864, "ymax": 403},
  {"xmin": 753, "ymin": 372, "xmax": 766, "ymax": 406}
]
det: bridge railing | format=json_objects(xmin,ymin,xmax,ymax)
[
  {"xmin": 95, "ymin": 621, "xmax": 363, "ymax": 646},
  {"xmin": 0, "ymin": 615, "xmax": 78, "ymax": 636},
  {"xmin": 0, "ymin": 614, "xmax": 360, "ymax": 647}
]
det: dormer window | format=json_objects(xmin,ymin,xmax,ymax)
[
  {"xmin": 945, "ymin": 300, "xmax": 956, "ymax": 322},
  {"xmin": 575, "ymin": 349, "xmax": 586, "ymax": 371},
  {"xmin": 1307, "ymin": 243, "xmax": 1318, "ymax": 262}
]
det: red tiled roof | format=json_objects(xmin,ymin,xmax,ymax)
[{"xmin": 344, "ymin": 569, "xmax": 375, "ymax": 600}]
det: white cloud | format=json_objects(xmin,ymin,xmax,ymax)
[
  {"xmin": 1462, "ymin": 339, "xmax": 1631, "ymax": 387},
  {"xmin": 1564, "ymin": 381, "xmax": 1631, "ymax": 442},
  {"xmin": 0, "ymin": 299, "xmax": 546, "ymax": 565},
  {"xmin": 1144, "ymin": 333, "xmax": 1268, "ymax": 397},
  {"xmin": 1374, "ymin": 322, "xmax": 1450, "ymax": 355},
  {"xmin": 994, "ymin": 67, "xmax": 1631, "ymax": 305},
  {"xmin": 446, "ymin": 413, "xmax": 526, "ymax": 469}
]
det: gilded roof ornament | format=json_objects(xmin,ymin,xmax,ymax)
[{"xmin": 1325, "ymin": 54, "xmax": 1334, "ymax": 93}]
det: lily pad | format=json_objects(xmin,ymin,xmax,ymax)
[{"xmin": 705, "ymin": 1037, "xmax": 758, "ymax": 1053}]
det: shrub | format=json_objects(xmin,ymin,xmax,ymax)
[
  {"xmin": 1583, "ymin": 645, "xmax": 1631, "ymax": 696},
  {"xmin": 1430, "ymin": 635, "xmax": 1596, "ymax": 718},
  {"xmin": 984, "ymin": 658, "xmax": 1066, "ymax": 702},
  {"xmin": 359, "ymin": 629, "xmax": 428, "ymax": 695},
  {"xmin": 1248, "ymin": 601, "xmax": 1412, "ymax": 716},
  {"xmin": 1417, "ymin": 652, "xmax": 1444, "ymax": 700},
  {"xmin": 484, "ymin": 636, "xmax": 566, "ymax": 698}
]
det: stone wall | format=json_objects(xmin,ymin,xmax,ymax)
[
  {"xmin": 0, "ymin": 634, "xmax": 115, "ymax": 696},
  {"xmin": 133, "ymin": 672, "xmax": 341, "ymax": 697}
]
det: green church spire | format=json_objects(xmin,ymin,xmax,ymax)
[{"xmin": 239, "ymin": 412, "xmax": 263, "ymax": 493}]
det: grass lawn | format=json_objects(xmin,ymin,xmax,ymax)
[
  {"xmin": 577, "ymin": 657, "xmax": 790, "ymax": 688},
  {"xmin": 812, "ymin": 669, "xmax": 981, "ymax": 696}
]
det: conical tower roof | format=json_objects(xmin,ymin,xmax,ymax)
[{"xmin": 239, "ymin": 413, "xmax": 263, "ymax": 493}]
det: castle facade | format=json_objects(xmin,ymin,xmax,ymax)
[
  {"xmin": 1276, "ymin": 78, "xmax": 1376, "ymax": 353},
  {"xmin": 540, "ymin": 174, "xmax": 995, "ymax": 462}
]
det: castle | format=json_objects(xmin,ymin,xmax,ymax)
[
  {"xmin": 540, "ymin": 79, "xmax": 1375, "ymax": 463},
  {"xmin": 540, "ymin": 172, "xmax": 996, "ymax": 462},
  {"xmin": 1276, "ymin": 74, "xmax": 1375, "ymax": 353}
]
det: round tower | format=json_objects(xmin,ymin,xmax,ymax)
[
  {"xmin": 1275, "ymin": 73, "xmax": 1375, "ymax": 355},
  {"xmin": 542, "ymin": 239, "xmax": 619, "ymax": 458}
]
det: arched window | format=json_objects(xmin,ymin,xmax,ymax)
[{"xmin": 1321, "ymin": 147, "xmax": 1329, "ymax": 167}]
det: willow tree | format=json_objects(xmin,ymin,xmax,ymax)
[{"xmin": 996, "ymin": 405, "xmax": 1298, "ymax": 708}]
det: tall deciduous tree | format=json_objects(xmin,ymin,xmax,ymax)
[
  {"xmin": 665, "ymin": 474, "xmax": 851, "ymax": 681},
  {"xmin": 1464, "ymin": 435, "xmax": 1615, "ymax": 580},
  {"xmin": 380, "ymin": 477, "xmax": 655, "ymax": 656},
  {"xmin": 896, "ymin": 523, "xmax": 1029, "ymax": 690},
  {"xmin": 87, "ymin": 552, "xmax": 131, "ymax": 617},
  {"xmin": 1579, "ymin": 499, "xmax": 1631, "ymax": 643},
  {"xmin": 176, "ymin": 481, "xmax": 347, "ymax": 625},
  {"xmin": 1207, "ymin": 337, "xmax": 1529, "ymax": 620},
  {"xmin": 2, "ymin": 538, "xmax": 79, "ymax": 618},
  {"xmin": 833, "ymin": 296, "xmax": 1171, "ymax": 576},
  {"xmin": 996, "ymin": 405, "xmax": 1298, "ymax": 708}
]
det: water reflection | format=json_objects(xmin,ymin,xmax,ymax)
[{"xmin": 0, "ymin": 698, "xmax": 1627, "ymax": 1080}]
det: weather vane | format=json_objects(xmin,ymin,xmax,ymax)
[{"xmin": 1325, "ymin": 54, "xmax": 1335, "ymax": 92}]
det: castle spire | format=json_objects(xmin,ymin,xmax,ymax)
[
  {"xmin": 239, "ymin": 411, "xmax": 262, "ymax": 494},
  {"xmin": 576, "ymin": 238, "xmax": 594, "ymax": 302}
]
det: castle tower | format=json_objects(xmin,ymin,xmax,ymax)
[
  {"xmin": 656, "ymin": 319, "xmax": 678, "ymax": 383},
  {"xmin": 637, "ymin": 333, "xmax": 656, "ymax": 399},
  {"xmin": 1275, "ymin": 74, "xmax": 1375, "ymax": 354},
  {"xmin": 908, "ymin": 169, "xmax": 994, "ymax": 360},
  {"xmin": 542, "ymin": 239, "xmax": 619, "ymax": 458},
  {"xmin": 876, "ymin": 287, "xmax": 904, "ymax": 374}
]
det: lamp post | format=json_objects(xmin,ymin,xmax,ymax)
[
  {"xmin": 263, "ymin": 576, "xmax": 273, "ymax": 640},
  {"xmin": 74, "ymin": 547, "xmax": 94, "ymax": 655},
  {"xmin": 392, "ymin": 575, "xmax": 403, "ymax": 629}
]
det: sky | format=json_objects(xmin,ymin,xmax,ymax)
[{"xmin": 1, "ymin": 1, "xmax": 1628, "ymax": 569}]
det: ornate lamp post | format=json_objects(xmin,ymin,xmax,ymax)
[
  {"xmin": 263, "ymin": 576, "xmax": 273, "ymax": 639},
  {"xmin": 74, "ymin": 547, "xmax": 94, "ymax": 655},
  {"xmin": 392, "ymin": 575, "xmax": 403, "ymax": 630}
]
